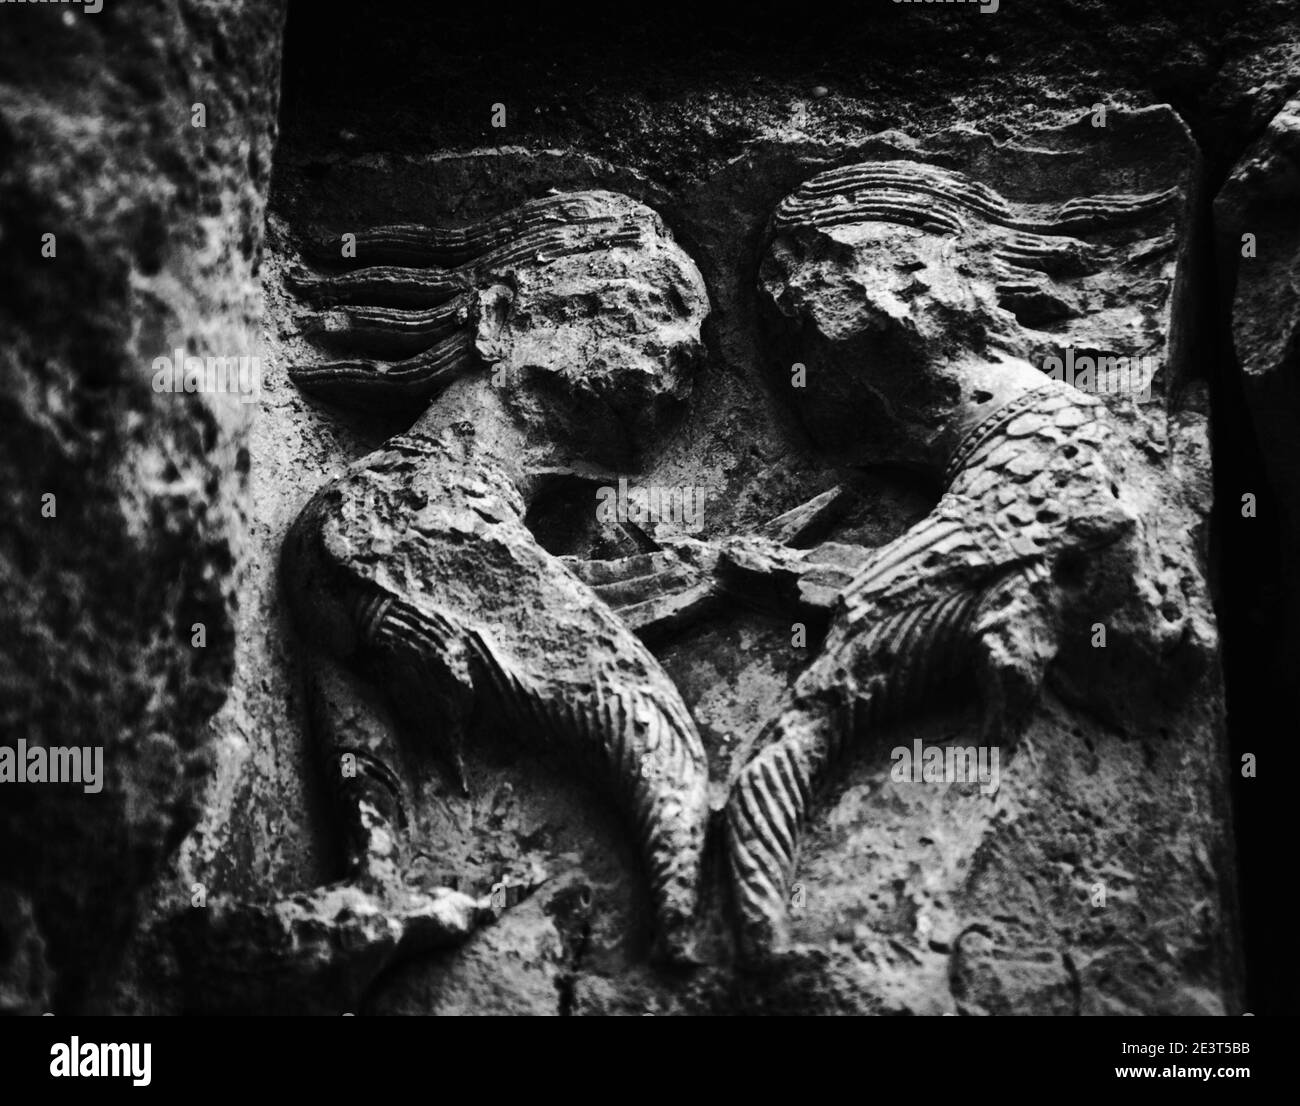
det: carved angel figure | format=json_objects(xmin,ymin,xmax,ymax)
[
  {"xmin": 715, "ymin": 160, "xmax": 1201, "ymax": 955},
  {"xmin": 277, "ymin": 191, "xmax": 714, "ymax": 965}
]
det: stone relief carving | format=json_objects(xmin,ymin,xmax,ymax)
[
  {"xmin": 278, "ymin": 191, "xmax": 714, "ymax": 964},
  {"xmin": 178, "ymin": 146, "xmax": 1220, "ymax": 1010},
  {"xmin": 723, "ymin": 162, "xmax": 1179, "ymax": 955},
  {"xmin": 5, "ymin": 0, "xmax": 1277, "ymax": 1024},
  {"xmin": 561, "ymin": 159, "xmax": 1213, "ymax": 961}
]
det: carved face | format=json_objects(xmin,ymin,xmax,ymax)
[
  {"xmin": 289, "ymin": 190, "xmax": 710, "ymax": 469},
  {"xmin": 761, "ymin": 215, "xmax": 991, "ymax": 468},
  {"xmin": 473, "ymin": 192, "xmax": 711, "ymax": 465},
  {"xmin": 760, "ymin": 159, "xmax": 1173, "ymax": 468},
  {"xmin": 774, "ymin": 216, "xmax": 1001, "ymax": 349}
]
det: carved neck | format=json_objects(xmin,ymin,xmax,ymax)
[
  {"xmin": 931, "ymin": 352, "xmax": 1055, "ymax": 482},
  {"xmin": 406, "ymin": 375, "xmax": 582, "ymax": 505}
]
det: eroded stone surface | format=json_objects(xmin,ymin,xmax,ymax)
[
  {"xmin": 0, "ymin": 0, "xmax": 285, "ymax": 1012},
  {"xmin": 276, "ymin": 191, "xmax": 713, "ymax": 965},
  {"xmin": 5, "ymin": 0, "xmax": 1290, "ymax": 1023},
  {"xmin": 165, "ymin": 116, "xmax": 1237, "ymax": 1017},
  {"xmin": 706, "ymin": 116, "xmax": 1232, "ymax": 1012}
]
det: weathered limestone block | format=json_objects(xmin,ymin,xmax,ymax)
[
  {"xmin": 0, "ymin": 0, "xmax": 285, "ymax": 1010},
  {"xmin": 176, "ymin": 119, "xmax": 1238, "ymax": 1014},
  {"xmin": 169, "ymin": 170, "xmax": 714, "ymax": 1010}
]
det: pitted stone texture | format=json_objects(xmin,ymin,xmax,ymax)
[{"xmin": 0, "ymin": 0, "xmax": 285, "ymax": 1010}]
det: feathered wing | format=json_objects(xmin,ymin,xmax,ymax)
[
  {"xmin": 725, "ymin": 502, "xmax": 1038, "ymax": 952},
  {"xmin": 358, "ymin": 512, "xmax": 712, "ymax": 961}
]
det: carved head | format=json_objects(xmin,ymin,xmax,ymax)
[
  {"xmin": 471, "ymin": 191, "xmax": 711, "ymax": 466},
  {"xmin": 293, "ymin": 191, "xmax": 710, "ymax": 469},
  {"xmin": 760, "ymin": 160, "xmax": 1174, "ymax": 468}
]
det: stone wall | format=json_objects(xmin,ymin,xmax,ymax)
[{"xmin": 0, "ymin": 0, "xmax": 286, "ymax": 1013}]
